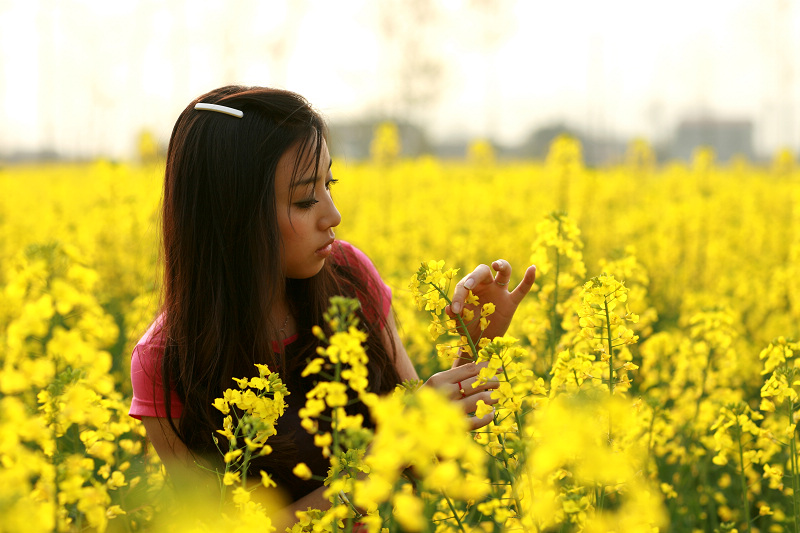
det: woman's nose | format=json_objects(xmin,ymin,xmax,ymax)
[{"xmin": 321, "ymin": 197, "xmax": 341, "ymax": 230}]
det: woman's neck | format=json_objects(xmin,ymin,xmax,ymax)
[{"xmin": 272, "ymin": 297, "xmax": 296, "ymax": 339}]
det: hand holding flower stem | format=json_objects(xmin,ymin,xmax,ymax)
[{"xmin": 447, "ymin": 260, "xmax": 536, "ymax": 366}]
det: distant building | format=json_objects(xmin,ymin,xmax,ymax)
[
  {"xmin": 509, "ymin": 123, "xmax": 626, "ymax": 166},
  {"xmin": 670, "ymin": 119, "xmax": 754, "ymax": 162},
  {"xmin": 327, "ymin": 120, "xmax": 430, "ymax": 161}
]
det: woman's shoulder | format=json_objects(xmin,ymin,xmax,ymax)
[
  {"xmin": 129, "ymin": 313, "xmax": 184, "ymax": 420},
  {"xmin": 329, "ymin": 240, "xmax": 392, "ymax": 323},
  {"xmin": 131, "ymin": 315, "xmax": 167, "ymax": 372},
  {"xmin": 331, "ymin": 240, "xmax": 385, "ymax": 285},
  {"xmin": 136, "ymin": 314, "xmax": 167, "ymax": 349},
  {"xmin": 330, "ymin": 240, "xmax": 367, "ymax": 265}
]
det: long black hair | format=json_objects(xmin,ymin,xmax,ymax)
[{"xmin": 159, "ymin": 85, "xmax": 401, "ymax": 465}]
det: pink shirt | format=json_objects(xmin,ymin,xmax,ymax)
[{"xmin": 129, "ymin": 241, "xmax": 392, "ymax": 420}]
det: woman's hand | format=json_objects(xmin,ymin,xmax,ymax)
[
  {"xmin": 422, "ymin": 362, "xmax": 499, "ymax": 430},
  {"xmin": 447, "ymin": 259, "xmax": 536, "ymax": 366}
]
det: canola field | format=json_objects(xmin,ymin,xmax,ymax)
[{"xmin": 1, "ymin": 134, "xmax": 800, "ymax": 533}]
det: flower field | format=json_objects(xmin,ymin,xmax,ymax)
[{"xmin": 1, "ymin": 135, "xmax": 799, "ymax": 532}]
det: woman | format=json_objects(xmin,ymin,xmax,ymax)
[{"xmin": 129, "ymin": 85, "xmax": 536, "ymax": 520}]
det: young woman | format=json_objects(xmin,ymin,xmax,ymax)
[{"xmin": 129, "ymin": 85, "xmax": 536, "ymax": 520}]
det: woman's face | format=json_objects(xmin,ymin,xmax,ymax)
[{"xmin": 275, "ymin": 137, "xmax": 341, "ymax": 279}]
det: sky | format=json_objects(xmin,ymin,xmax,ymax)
[{"xmin": 0, "ymin": 0, "xmax": 798, "ymax": 159}]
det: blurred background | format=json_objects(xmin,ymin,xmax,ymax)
[{"xmin": 0, "ymin": 0, "xmax": 798, "ymax": 165}]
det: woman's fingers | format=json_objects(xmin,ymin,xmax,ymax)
[
  {"xmin": 423, "ymin": 363, "xmax": 501, "ymax": 431},
  {"xmin": 451, "ymin": 373, "xmax": 499, "ymax": 400},
  {"xmin": 491, "ymin": 259, "xmax": 512, "ymax": 288},
  {"xmin": 510, "ymin": 264, "xmax": 537, "ymax": 305},
  {"xmin": 458, "ymin": 390, "xmax": 498, "ymax": 411},
  {"xmin": 468, "ymin": 410, "xmax": 495, "ymax": 431},
  {"xmin": 460, "ymin": 391, "xmax": 498, "ymax": 430},
  {"xmin": 450, "ymin": 261, "xmax": 537, "ymax": 315},
  {"xmin": 425, "ymin": 362, "xmax": 482, "ymax": 389},
  {"xmin": 424, "ymin": 363, "xmax": 500, "ymax": 400},
  {"xmin": 450, "ymin": 264, "xmax": 493, "ymax": 314}
]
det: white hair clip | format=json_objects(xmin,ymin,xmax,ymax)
[{"xmin": 194, "ymin": 102, "xmax": 244, "ymax": 119}]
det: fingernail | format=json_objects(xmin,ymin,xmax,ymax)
[
  {"xmin": 465, "ymin": 278, "xmax": 475, "ymax": 290},
  {"xmin": 453, "ymin": 302, "xmax": 462, "ymax": 314}
]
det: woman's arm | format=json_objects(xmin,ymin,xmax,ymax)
[
  {"xmin": 140, "ymin": 415, "xmax": 225, "ymax": 511},
  {"xmin": 380, "ymin": 310, "xmax": 498, "ymax": 430},
  {"xmin": 382, "ymin": 312, "xmax": 419, "ymax": 382},
  {"xmin": 141, "ymin": 416, "xmax": 330, "ymax": 527},
  {"xmin": 141, "ymin": 416, "xmax": 200, "ymax": 473}
]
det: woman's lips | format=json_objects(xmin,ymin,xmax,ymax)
[{"xmin": 315, "ymin": 241, "xmax": 334, "ymax": 257}]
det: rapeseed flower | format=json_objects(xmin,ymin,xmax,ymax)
[{"xmin": 4, "ymin": 140, "xmax": 800, "ymax": 530}]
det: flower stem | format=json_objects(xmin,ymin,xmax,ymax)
[
  {"xmin": 444, "ymin": 492, "xmax": 467, "ymax": 533},
  {"xmin": 501, "ymin": 365, "xmax": 524, "ymax": 437},
  {"xmin": 596, "ymin": 484, "xmax": 605, "ymax": 512},
  {"xmin": 790, "ymin": 399, "xmax": 800, "ymax": 533},
  {"xmin": 736, "ymin": 422, "xmax": 752, "ymax": 533},
  {"xmin": 332, "ymin": 360, "xmax": 342, "ymax": 533},
  {"xmin": 645, "ymin": 405, "xmax": 657, "ymax": 478},
  {"xmin": 604, "ymin": 294, "xmax": 614, "ymax": 442},
  {"xmin": 549, "ymin": 235, "xmax": 562, "ymax": 368},
  {"xmin": 432, "ymin": 285, "xmax": 479, "ymax": 362}
]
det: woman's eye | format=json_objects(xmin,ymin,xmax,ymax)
[
  {"xmin": 295, "ymin": 199, "xmax": 319, "ymax": 210},
  {"xmin": 294, "ymin": 178, "xmax": 335, "ymax": 209}
]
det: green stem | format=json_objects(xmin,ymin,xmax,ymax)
[
  {"xmin": 333, "ymin": 360, "xmax": 342, "ymax": 457},
  {"xmin": 694, "ymin": 350, "xmax": 715, "ymax": 422},
  {"xmin": 51, "ymin": 357, "xmax": 60, "ymax": 533},
  {"xmin": 501, "ymin": 365, "xmax": 524, "ymax": 438},
  {"xmin": 332, "ymin": 360, "xmax": 342, "ymax": 533},
  {"xmin": 443, "ymin": 492, "xmax": 466, "ymax": 533},
  {"xmin": 51, "ymin": 421, "xmax": 60, "ymax": 533},
  {"xmin": 432, "ymin": 285, "xmax": 479, "ymax": 362},
  {"xmin": 597, "ymin": 292, "xmax": 615, "ymax": 514},
  {"xmin": 495, "ymin": 432, "xmax": 512, "ymax": 471},
  {"xmin": 737, "ymin": 424, "xmax": 752, "ymax": 533},
  {"xmin": 377, "ymin": 489, "xmax": 395, "ymax": 531},
  {"xmin": 113, "ymin": 445, "xmax": 134, "ymax": 533},
  {"xmin": 790, "ymin": 399, "xmax": 800, "ymax": 533},
  {"xmin": 241, "ymin": 439, "xmax": 252, "ymax": 488},
  {"xmin": 510, "ymin": 483, "xmax": 524, "ymax": 521},
  {"xmin": 549, "ymin": 241, "xmax": 561, "ymax": 369},
  {"xmin": 596, "ymin": 484, "xmax": 605, "ymax": 513},
  {"xmin": 219, "ymin": 422, "xmax": 244, "ymax": 509},
  {"xmin": 701, "ymin": 454, "xmax": 719, "ymax": 531},
  {"xmin": 604, "ymin": 295, "xmax": 614, "ymax": 442},
  {"xmin": 604, "ymin": 297, "xmax": 614, "ymax": 397},
  {"xmin": 644, "ymin": 406, "xmax": 657, "ymax": 479}
]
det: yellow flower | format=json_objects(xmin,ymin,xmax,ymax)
[
  {"xmin": 224, "ymin": 449, "xmax": 243, "ymax": 463},
  {"xmin": 425, "ymin": 461, "xmax": 461, "ymax": 491},
  {"xmin": 314, "ymin": 432, "xmax": 333, "ymax": 457},
  {"xmin": 475, "ymin": 399, "xmax": 494, "ymax": 419},
  {"xmin": 105, "ymin": 505, "xmax": 126, "ymax": 518},
  {"xmin": 660, "ymin": 483, "xmax": 677, "ymax": 499},
  {"xmin": 212, "ymin": 397, "xmax": 230, "ymax": 414},
  {"xmin": 293, "ymin": 463, "xmax": 313, "ymax": 480},
  {"xmin": 232, "ymin": 486, "xmax": 251, "ymax": 504},
  {"xmin": 217, "ymin": 415, "xmax": 235, "ymax": 441},
  {"xmin": 261, "ymin": 470, "xmax": 277, "ymax": 488},
  {"xmin": 393, "ymin": 493, "xmax": 425, "ymax": 532},
  {"xmin": 301, "ymin": 357, "xmax": 325, "ymax": 377},
  {"xmin": 222, "ymin": 471, "xmax": 241, "ymax": 486},
  {"xmin": 106, "ymin": 470, "xmax": 126, "ymax": 490}
]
